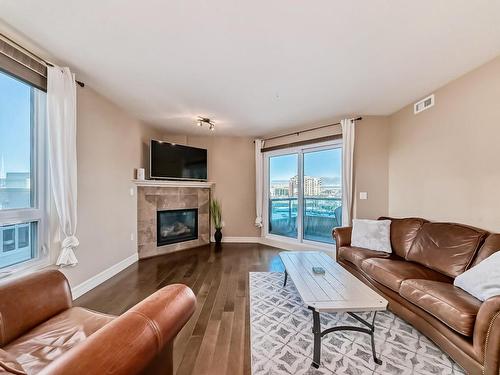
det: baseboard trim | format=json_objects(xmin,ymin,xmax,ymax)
[
  {"xmin": 259, "ymin": 236, "xmax": 335, "ymax": 253},
  {"xmin": 223, "ymin": 236, "xmax": 262, "ymax": 243},
  {"xmin": 71, "ymin": 253, "xmax": 139, "ymax": 300},
  {"xmin": 208, "ymin": 236, "xmax": 334, "ymax": 253},
  {"xmin": 209, "ymin": 236, "xmax": 262, "ymax": 243}
]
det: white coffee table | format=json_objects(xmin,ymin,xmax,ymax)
[{"xmin": 279, "ymin": 251, "xmax": 388, "ymax": 368}]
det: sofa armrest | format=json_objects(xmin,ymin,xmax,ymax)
[
  {"xmin": 473, "ymin": 296, "xmax": 500, "ymax": 375},
  {"xmin": 333, "ymin": 227, "xmax": 352, "ymax": 260},
  {"xmin": 0, "ymin": 270, "xmax": 72, "ymax": 346},
  {"xmin": 39, "ymin": 284, "xmax": 196, "ymax": 375}
]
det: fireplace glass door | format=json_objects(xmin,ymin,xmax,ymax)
[{"xmin": 157, "ymin": 208, "xmax": 198, "ymax": 246}]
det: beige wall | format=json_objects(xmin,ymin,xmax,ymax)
[
  {"xmin": 388, "ymin": 56, "xmax": 500, "ymax": 231},
  {"xmin": 353, "ymin": 117, "xmax": 389, "ymax": 219},
  {"xmin": 59, "ymin": 87, "xmax": 162, "ymax": 287},
  {"xmin": 160, "ymin": 134, "xmax": 261, "ymax": 238}
]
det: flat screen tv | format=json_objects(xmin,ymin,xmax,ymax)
[{"xmin": 150, "ymin": 140, "xmax": 207, "ymax": 181}]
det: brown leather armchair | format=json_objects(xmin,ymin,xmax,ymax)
[{"xmin": 0, "ymin": 270, "xmax": 196, "ymax": 375}]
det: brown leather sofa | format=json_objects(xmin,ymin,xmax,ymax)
[
  {"xmin": 334, "ymin": 217, "xmax": 500, "ymax": 375},
  {"xmin": 0, "ymin": 270, "xmax": 196, "ymax": 375}
]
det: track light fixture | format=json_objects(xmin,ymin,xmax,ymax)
[{"xmin": 196, "ymin": 116, "xmax": 215, "ymax": 131}]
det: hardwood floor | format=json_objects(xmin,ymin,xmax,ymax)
[{"xmin": 75, "ymin": 243, "xmax": 285, "ymax": 375}]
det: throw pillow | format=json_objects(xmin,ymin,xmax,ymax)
[
  {"xmin": 0, "ymin": 349, "xmax": 26, "ymax": 375},
  {"xmin": 454, "ymin": 251, "xmax": 500, "ymax": 301},
  {"xmin": 351, "ymin": 219, "xmax": 392, "ymax": 253}
]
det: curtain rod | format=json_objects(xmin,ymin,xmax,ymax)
[
  {"xmin": 261, "ymin": 117, "xmax": 362, "ymax": 142},
  {"xmin": 0, "ymin": 32, "xmax": 85, "ymax": 87}
]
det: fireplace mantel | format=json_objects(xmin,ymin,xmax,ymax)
[{"xmin": 132, "ymin": 179, "xmax": 215, "ymax": 188}]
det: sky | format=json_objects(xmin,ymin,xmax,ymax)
[
  {"xmin": 0, "ymin": 71, "xmax": 32, "ymax": 175},
  {"xmin": 270, "ymin": 148, "xmax": 342, "ymax": 182}
]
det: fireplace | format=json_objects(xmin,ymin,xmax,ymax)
[{"xmin": 157, "ymin": 208, "xmax": 198, "ymax": 246}]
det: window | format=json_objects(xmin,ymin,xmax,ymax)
[
  {"xmin": 265, "ymin": 141, "xmax": 342, "ymax": 246},
  {"xmin": 268, "ymin": 153, "xmax": 298, "ymax": 238},
  {"xmin": 0, "ymin": 69, "xmax": 47, "ymax": 272}
]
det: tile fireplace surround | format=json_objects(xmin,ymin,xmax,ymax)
[{"xmin": 136, "ymin": 181, "xmax": 212, "ymax": 259}]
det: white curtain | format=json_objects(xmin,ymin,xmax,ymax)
[
  {"xmin": 341, "ymin": 118, "xmax": 355, "ymax": 227},
  {"xmin": 254, "ymin": 139, "xmax": 265, "ymax": 228},
  {"xmin": 47, "ymin": 66, "xmax": 79, "ymax": 266}
]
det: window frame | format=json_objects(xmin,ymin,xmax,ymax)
[
  {"xmin": 263, "ymin": 139, "xmax": 342, "ymax": 249},
  {"xmin": 0, "ymin": 73, "xmax": 49, "ymax": 277}
]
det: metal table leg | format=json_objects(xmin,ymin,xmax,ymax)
[
  {"xmin": 307, "ymin": 308, "xmax": 382, "ymax": 368},
  {"xmin": 309, "ymin": 307, "xmax": 322, "ymax": 368}
]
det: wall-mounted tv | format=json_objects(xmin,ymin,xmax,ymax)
[{"xmin": 150, "ymin": 140, "xmax": 208, "ymax": 181}]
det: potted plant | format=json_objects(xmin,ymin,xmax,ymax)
[{"xmin": 210, "ymin": 198, "xmax": 223, "ymax": 245}]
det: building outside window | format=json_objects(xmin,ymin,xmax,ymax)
[{"xmin": 0, "ymin": 69, "xmax": 48, "ymax": 273}]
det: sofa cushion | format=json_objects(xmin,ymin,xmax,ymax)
[
  {"xmin": 361, "ymin": 258, "xmax": 451, "ymax": 292},
  {"xmin": 379, "ymin": 217, "xmax": 427, "ymax": 258},
  {"xmin": 400, "ymin": 279, "xmax": 482, "ymax": 337},
  {"xmin": 3, "ymin": 307, "xmax": 114, "ymax": 374},
  {"xmin": 471, "ymin": 233, "xmax": 500, "ymax": 267},
  {"xmin": 338, "ymin": 246, "xmax": 392, "ymax": 268},
  {"xmin": 406, "ymin": 222, "xmax": 488, "ymax": 278}
]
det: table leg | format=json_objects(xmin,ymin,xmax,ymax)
[
  {"xmin": 307, "ymin": 310, "xmax": 382, "ymax": 369},
  {"xmin": 309, "ymin": 307, "xmax": 321, "ymax": 368},
  {"xmin": 283, "ymin": 270, "xmax": 288, "ymax": 287},
  {"xmin": 346, "ymin": 311, "xmax": 382, "ymax": 365},
  {"xmin": 369, "ymin": 311, "xmax": 382, "ymax": 365}
]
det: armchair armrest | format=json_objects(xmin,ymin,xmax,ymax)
[
  {"xmin": 39, "ymin": 284, "xmax": 196, "ymax": 375},
  {"xmin": 0, "ymin": 270, "xmax": 72, "ymax": 346},
  {"xmin": 473, "ymin": 295, "xmax": 500, "ymax": 375},
  {"xmin": 333, "ymin": 227, "xmax": 352, "ymax": 260}
]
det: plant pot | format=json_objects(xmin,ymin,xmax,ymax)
[{"xmin": 214, "ymin": 228, "xmax": 223, "ymax": 244}]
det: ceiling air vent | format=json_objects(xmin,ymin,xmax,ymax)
[{"xmin": 414, "ymin": 94, "xmax": 435, "ymax": 114}]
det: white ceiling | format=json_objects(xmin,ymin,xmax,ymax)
[{"xmin": 1, "ymin": 1, "xmax": 500, "ymax": 136}]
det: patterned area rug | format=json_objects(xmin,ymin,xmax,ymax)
[{"xmin": 250, "ymin": 272, "xmax": 465, "ymax": 375}]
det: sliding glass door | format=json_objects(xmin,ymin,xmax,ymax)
[
  {"xmin": 302, "ymin": 148, "xmax": 342, "ymax": 243},
  {"xmin": 268, "ymin": 153, "xmax": 298, "ymax": 238},
  {"xmin": 266, "ymin": 141, "xmax": 342, "ymax": 245}
]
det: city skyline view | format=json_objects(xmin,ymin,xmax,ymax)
[
  {"xmin": 0, "ymin": 71, "xmax": 36, "ymax": 269},
  {"xmin": 0, "ymin": 71, "xmax": 34, "ymax": 211},
  {"xmin": 0, "ymin": 71, "xmax": 32, "ymax": 176},
  {"xmin": 269, "ymin": 150, "xmax": 341, "ymax": 181},
  {"xmin": 269, "ymin": 148, "xmax": 342, "ymax": 199}
]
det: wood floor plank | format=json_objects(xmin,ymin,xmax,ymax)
[
  {"xmin": 176, "ymin": 335, "xmax": 203, "ymax": 375},
  {"xmin": 173, "ymin": 279, "xmax": 211, "ymax": 372},
  {"xmin": 227, "ymin": 296, "xmax": 247, "ymax": 375},
  {"xmin": 75, "ymin": 243, "xmax": 282, "ymax": 375},
  {"xmin": 191, "ymin": 319, "xmax": 221, "ymax": 375},
  {"xmin": 192, "ymin": 261, "xmax": 223, "ymax": 336},
  {"xmin": 208, "ymin": 311, "xmax": 234, "ymax": 375}
]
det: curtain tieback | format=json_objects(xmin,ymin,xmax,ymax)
[
  {"xmin": 62, "ymin": 235, "xmax": 79, "ymax": 250},
  {"xmin": 255, "ymin": 217, "xmax": 263, "ymax": 228}
]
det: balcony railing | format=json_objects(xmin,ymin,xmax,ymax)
[{"xmin": 269, "ymin": 197, "xmax": 342, "ymax": 244}]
